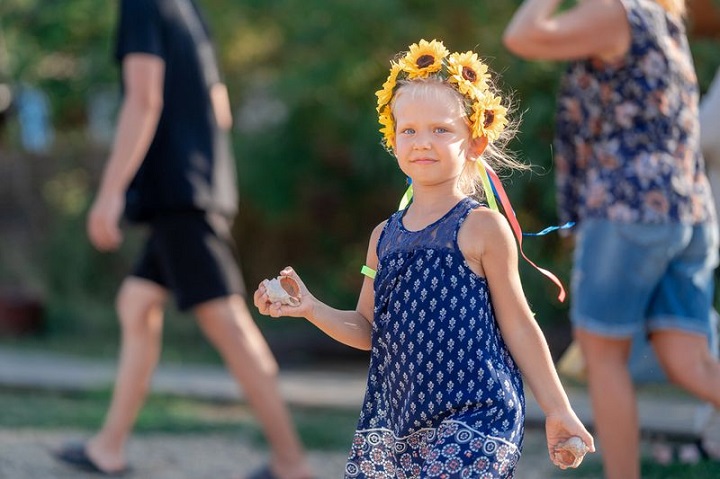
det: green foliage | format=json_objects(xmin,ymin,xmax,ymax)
[
  {"xmin": 0, "ymin": 1, "xmax": 718, "ymax": 355},
  {"xmin": 0, "ymin": 0, "xmax": 115, "ymax": 125}
]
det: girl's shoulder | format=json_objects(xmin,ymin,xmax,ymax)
[
  {"xmin": 456, "ymin": 205, "xmax": 514, "ymax": 277},
  {"xmin": 463, "ymin": 204, "xmax": 509, "ymax": 234},
  {"xmin": 460, "ymin": 206, "xmax": 517, "ymax": 255},
  {"xmin": 370, "ymin": 219, "xmax": 389, "ymax": 241}
]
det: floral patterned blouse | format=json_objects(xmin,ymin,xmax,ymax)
[{"xmin": 554, "ymin": 0, "xmax": 714, "ymax": 225}]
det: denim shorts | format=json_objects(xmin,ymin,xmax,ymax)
[{"xmin": 570, "ymin": 219, "xmax": 719, "ymax": 338}]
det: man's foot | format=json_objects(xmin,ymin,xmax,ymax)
[
  {"xmin": 242, "ymin": 464, "xmax": 315, "ymax": 479},
  {"xmin": 246, "ymin": 464, "xmax": 279, "ymax": 479},
  {"xmin": 53, "ymin": 442, "xmax": 131, "ymax": 476}
]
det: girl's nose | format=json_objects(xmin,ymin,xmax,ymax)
[{"xmin": 412, "ymin": 132, "xmax": 431, "ymax": 149}]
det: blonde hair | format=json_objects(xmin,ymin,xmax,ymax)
[{"xmin": 390, "ymin": 76, "xmax": 527, "ymax": 201}]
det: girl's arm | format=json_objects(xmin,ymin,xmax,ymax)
[
  {"xmin": 503, "ymin": 0, "xmax": 630, "ymax": 61},
  {"xmin": 460, "ymin": 209, "xmax": 594, "ymax": 463},
  {"xmin": 253, "ymin": 222, "xmax": 384, "ymax": 351}
]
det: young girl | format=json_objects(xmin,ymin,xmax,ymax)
[{"xmin": 254, "ymin": 39, "xmax": 594, "ymax": 478}]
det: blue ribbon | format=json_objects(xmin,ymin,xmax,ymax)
[{"xmin": 523, "ymin": 221, "xmax": 575, "ymax": 237}]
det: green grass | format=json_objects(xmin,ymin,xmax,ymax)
[
  {"xmin": 559, "ymin": 459, "xmax": 720, "ymax": 479},
  {"xmin": 0, "ymin": 387, "xmax": 358, "ymax": 451}
]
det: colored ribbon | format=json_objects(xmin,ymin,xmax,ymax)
[
  {"xmin": 479, "ymin": 160, "xmax": 566, "ymax": 302},
  {"xmin": 524, "ymin": 222, "xmax": 575, "ymax": 237},
  {"xmin": 398, "ymin": 182, "xmax": 414, "ymax": 210}
]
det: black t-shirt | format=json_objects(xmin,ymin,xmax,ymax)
[{"xmin": 115, "ymin": 0, "xmax": 237, "ymax": 222}]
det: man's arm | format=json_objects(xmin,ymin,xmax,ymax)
[{"xmin": 87, "ymin": 53, "xmax": 164, "ymax": 251}]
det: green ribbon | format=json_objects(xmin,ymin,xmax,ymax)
[{"xmin": 398, "ymin": 184, "xmax": 414, "ymax": 210}]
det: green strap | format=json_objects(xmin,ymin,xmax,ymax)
[{"xmin": 360, "ymin": 265, "xmax": 376, "ymax": 279}]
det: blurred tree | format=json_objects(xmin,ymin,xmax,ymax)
[{"xmin": 0, "ymin": 0, "xmax": 717, "ymax": 357}]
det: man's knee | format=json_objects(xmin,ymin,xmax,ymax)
[{"xmin": 115, "ymin": 277, "xmax": 167, "ymax": 330}]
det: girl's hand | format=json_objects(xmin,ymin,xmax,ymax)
[
  {"xmin": 253, "ymin": 267, "xmax": 314, "ymax": 319},
  {"xmin": 545, "ymin": 411, "xmax": 595, "ymax": 469}
]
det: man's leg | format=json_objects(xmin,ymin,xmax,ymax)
[
  {"xmin": 195, "ymin": 294, "xmax": 313, "ymax": 479},
  {"xmin": 85, "ymin": 277, "xmax": 168, "ymax": 473},
  {"xmin": 576, "ymin": 329, "xmax": 640, "ymax": 479}
]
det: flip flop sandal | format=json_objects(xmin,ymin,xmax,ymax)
[
  {"xmin": 246, "ymin": 465, "xmax": 279, "ymax": 479},
  {"xmin": 54, "ymin": 442, "xmax": 131, "ymax": 476}
]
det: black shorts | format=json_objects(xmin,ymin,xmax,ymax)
[{"xmin": 132, "ymin": 212, "xmax": 246, "ymax": 311}]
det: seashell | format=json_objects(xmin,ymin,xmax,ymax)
[
  {"xmin": 553, "ymin": 436, "xmax": 589, "ymax": 468},
  {"xmin": 262, "ymin": 276, "xmax": 301, "ymax": 307}
]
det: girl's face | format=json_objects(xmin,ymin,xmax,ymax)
[{"xmin": 392, "ymin": 83, "xmax": 477, "ymax": 190}]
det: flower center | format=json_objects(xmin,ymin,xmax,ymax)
[
  {"xmin": 462, "ymin": 67, "xmax": 477, "ymax": 83},
  {"xmin": 484, "ymin": 111, "xmax": 495, "ymax": 128},
  {"xmin": 416, "ymin": 55, "xmax": 435, "ymax": 68}
]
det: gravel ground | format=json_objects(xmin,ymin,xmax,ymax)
[{"xmin": 0, "ymin": 427, "xmax": 594, "ymax": 479}]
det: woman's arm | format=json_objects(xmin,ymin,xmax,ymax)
[
  {"xmin": 254, "ymin": 222, "xmax": 384, "ymax": 351},
  {"xmin": 503, "ymin": 0, "xmax": 631, "ymax": 61}
]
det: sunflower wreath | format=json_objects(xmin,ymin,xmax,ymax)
[{"xmin": 375, "ymin": 39, "xmax": 508, "ymax": 152}]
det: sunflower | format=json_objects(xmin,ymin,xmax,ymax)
[
  {"xmin": 447, "ymin": 51, "xmax": 490, "ymax": 97},
  {"xmin": 471, "ymin": 93, "xmax": 508, "ymax": 143},
  {"xmin": 376, "ymin": 62, "xmax": 402, "ymax": 112},
  {"xmin": 399, "ymin": 39, "xmax": 449, "ymax": 79},
  {"xmin": 378, "ymin": 105, "xmax": 395, "ymax": 150}
]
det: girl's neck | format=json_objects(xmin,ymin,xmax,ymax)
[
  {"xmin": 410, "ymin": 183, "xmax": 465, "ymax": 208},
  {"xmin": 403, "ymin": 187, "xmax": 466, "ymax": 230}
]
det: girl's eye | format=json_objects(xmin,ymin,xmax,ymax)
[
  {"xmin": 434, "ymin": 127, "xmax": 448, "ymax": 134},
  {"xmin": 400, "ymin": 128, "xmax": 415, "ymax": 135}
]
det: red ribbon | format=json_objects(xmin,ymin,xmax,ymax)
[{"xmin": 483, "ymin": 161, "xmax": 567, "ymax": 302}]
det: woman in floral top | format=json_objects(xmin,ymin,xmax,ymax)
[{"xmin": 504, "ymin": 1, "xmax": 720, "ymax": 479}]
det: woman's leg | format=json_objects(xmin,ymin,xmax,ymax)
[
  {"xmin": 652, "ymin": 330, "xmax": 720, "ymax": 408},
  {"xmin": 576, "ymin": 328, "xmax": 640, "ymax": 479}
]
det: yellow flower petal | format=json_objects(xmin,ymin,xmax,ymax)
[
  {"xmin": 378, "ymin": 105, "xmax": 395, "ymax": 150},
  {"xmin": 376, "ymin": 62, "xmax": 402, "ymax": 112}
]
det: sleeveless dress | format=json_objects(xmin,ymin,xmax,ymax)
[{"xmin": 345, "ymin": 197, "xmax": 525, "ymax": 479}]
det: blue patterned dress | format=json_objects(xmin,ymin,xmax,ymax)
[{"xmin": 346, "ymin": 198, "xmax": 525, "ymax": 479}]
